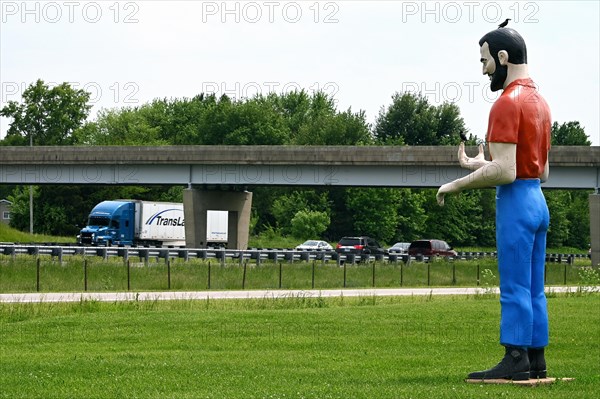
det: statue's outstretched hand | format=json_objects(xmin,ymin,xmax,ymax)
[
  {"xmin": 436, "ymin": 182, "xmax": 459, "ymax": 206},
  {"xmin": 459, "ymin": 143, "xmax": 487, "ymax": 170}
]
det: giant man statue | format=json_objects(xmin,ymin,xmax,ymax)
[{"xmin": 436, "ymin": 27, "xmax": 551, "ymax": 381}]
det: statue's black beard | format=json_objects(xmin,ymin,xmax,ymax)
[{"xmin": 490, "ymin": 64, "xmax": 508, "ymax": 92}]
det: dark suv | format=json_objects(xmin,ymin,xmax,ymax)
[
  {"xmin": 335, "ymin": 236, "xmax": 387, "ymax": 255},
  {"xmin": 408, "ymin": 239, "xmax": 457, "ymax": 257}
]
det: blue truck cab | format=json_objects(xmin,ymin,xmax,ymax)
[{"xmin": 79, "ymin": 201, "xmax": 135, "ymax": 246}]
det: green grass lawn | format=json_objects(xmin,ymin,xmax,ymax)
[
  {"xmin": 0, "ymin": 223, "xmax": 75, "ymax": 244},
  {"xmin": 0, "ymin": 256, "xmax": 593, "ymax": 293},
  {"xmin": 0, "ymin": 294, "xmax": 598, "ymax": 399}
]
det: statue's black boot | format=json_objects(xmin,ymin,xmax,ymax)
[
  {"xmin": 528, "ymin": 347, "xmax": 547, "ymax": 379},
  {"xmin": 468, "ymin": 346, "xmax": 530, "ymax": 381}
]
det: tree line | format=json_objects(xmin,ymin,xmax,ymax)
[{"xmin": 0, "ymin": 80, "xmax": 593, "ymax": 249}]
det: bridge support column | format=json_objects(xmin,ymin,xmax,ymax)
[
  {"xmin": 590, "ymin": 193, "xmax": 599, "ymax": 268},
  {"xmin": 183, "ymin": 188, "xmax": 253, "ymax": 250}
]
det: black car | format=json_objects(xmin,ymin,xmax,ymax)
[{"xmin": 335, "ymin": 236, "xmax": 387, "ymax": 255}]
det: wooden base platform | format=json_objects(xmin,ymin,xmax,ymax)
[{"xmin": 466, "ymin": 377, "xmax": 574, "ymax": 386}]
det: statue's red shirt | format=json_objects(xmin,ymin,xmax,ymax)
[{"xmin": 486, "ymin": 78, "xmax": 551, "ymax": 179}]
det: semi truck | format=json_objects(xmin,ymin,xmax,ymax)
[{"xmin": 78, "ymin": 200, "xmax": 186, "ymax": 247}]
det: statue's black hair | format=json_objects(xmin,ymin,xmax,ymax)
[{"xmin": 479, "ymin": 28, "xmax": 527, "ymax": 64}]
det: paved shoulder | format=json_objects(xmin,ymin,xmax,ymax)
[{"xmin": 0, "ymin": 286, "xmax": 586, "ymax": 303}]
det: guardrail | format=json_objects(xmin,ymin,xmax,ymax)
[
  {"xmin": 0, "ymin": 244, "xmax": 590, "ymax": 265},
  {"xmin": 1, "ymin": 245, "xmax": 594, "ymax": 293}
]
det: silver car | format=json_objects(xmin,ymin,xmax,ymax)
[
  {"xmin": 388, "ymin": 242, "xmax": 411, "ymax": 254},
  {"xmin": 295, "ymin": 240, "xmax": 333, "ymax": 251}
]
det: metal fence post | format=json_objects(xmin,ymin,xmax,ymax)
[
  {"xmin": 84, "ymin": 259, "xmax": 88, "ymax": 292},
  {"xmin": 208, "ymin": 261, "xmax": 211, "ymax": 290},
  {"xmin": 312, "ymin": 261, "xmax": 315, "ymax": 289},
  {"xmin": 242, "ymin": 260, "xmax": 247, "ymax": 289},
  {"xmin": 127, "ymin": 259, "xmax": 131, "ymax": 291},
  {"xmin": 36, "ymin": 258, "xmax": 40, "ymax": 292},
  {"xmin": 427, "ymin": 263, "xmax": 431, "ymax": 286},
  {"xmin": 279, "ymin": 262, "xmax": 282, "ymax": 289},
  {"xmin": 400, "ymin": 262, "xmax": 403, "ymax": 287},
  {"xmin": 167, "ymin": 260, "xmax": 171, "ymax": 290},
  {"xmin": 372, "ymin": 262, "xmax": 376, "ymax": 287},
  {"xmin": 452, "ymin": 263, "xmax": 456, "ymax": 285}
]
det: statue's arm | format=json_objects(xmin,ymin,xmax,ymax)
[{"xmin": 437, "ymin": 142, "xmax": 516, "ymax": 205}]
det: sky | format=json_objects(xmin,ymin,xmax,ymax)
[{"xmin": 1, "ymin": 0, "xmax": 599, "ymax": 145}]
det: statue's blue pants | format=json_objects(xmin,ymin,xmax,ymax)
[{"xmin": 496, "ymin": 179, "xmax": 549, "ymax": 348}]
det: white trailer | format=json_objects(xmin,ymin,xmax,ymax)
[
  {"xmin": 136, "ymin": 201, "xmax": 186, "ymax": 247},
  {"xmin": 206, "ymin": 210, "xmax": 228, "ymax": 247}
]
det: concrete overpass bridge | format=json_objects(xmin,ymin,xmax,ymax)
[
  {"xmin": 0, "ymin": 145, "xmax": 598, "ymax": 188},
  {"xmin": 1, "ymin": 145, "xmax": 598, "ymax": 264}
]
